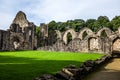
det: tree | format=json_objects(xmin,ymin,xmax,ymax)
[
  {"xmin": 48, "ymin": 20, "xmax": 57, "ymax": 31},
  {"xmin": 85, "ymin": 19, "xmax": 97, "ymax": 31},
  {"xmin": 59, "ymin": 22, "xmax": 67, "ymax": 32},
  {"xmin": 36, "ymin": 26, "xmax": 40, "ymax": 35},
  {"xmin": 111, "ymin": 16, "xmax": 120, "ymax": 31},
  {"xmin": 73, "ymin": 19, "xmax": 85, "ymax": 32},
  {"xmin": 96, "ymin": 16, "xmax": 110, "ymax": 28},
  {"xmin": 47, "ymin": 16, "xmax": 120, "ymax": 32}
]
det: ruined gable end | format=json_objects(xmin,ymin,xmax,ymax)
[{"xmin": 12, "ymin": 11, "xmax": 29, "ymax": 31}]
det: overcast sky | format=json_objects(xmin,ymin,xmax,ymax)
[{"xmin": 0, "ymin": 0, "xmax": 120, "ymax": 30}]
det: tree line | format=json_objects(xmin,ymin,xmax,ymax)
[
  {"xmin": 47, "ymin": 16, "xmax": 120, "ymax": 32},
  {"xmin": 36, "ymin": 16, "xmax": 120, "ymax": 46}
]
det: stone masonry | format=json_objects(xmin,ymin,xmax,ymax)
[
  {"xmin": 0, "ymin": 11, "xmax": 120, "ymax": 54},
  {"xmin": 38, "ymin": 26, "xmax": 120, "ymax": 54},
  {"xmin": 0, "ymin": 11, "xmax": 37, "ymax": 51}
]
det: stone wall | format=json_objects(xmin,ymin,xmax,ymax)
[
  {"xmin": 0, "ymin": 11, "xmax": 37, "ymax": 51},
  {"xmin": 34, "ymin": 55, "xmax": 112, "ymax": 80},
  {"xmin": 0, "ymin": 30, "xmax": 10, "ymax": 51},
  {"xmin": 0, "ymin": 11, "xmax": 120, "ymax": 53},
  {"xmin": 38, "ymin": 27, "xmax": 120, "ymax": 54}
]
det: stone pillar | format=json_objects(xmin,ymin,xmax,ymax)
[
  {"xmin": 0, "ymin": 30, "xmax": 3, "ymax": 50},
  {"xmin": 2, "ymin": 31, "xmax": 10, "ymax": 50},
  {"xmin": 118, "ymin": 27, "xmax": 120, "ymax": 34},
  {"xmin": 40, "ymin": 23, "xmax": 48, "ymax": 46}
]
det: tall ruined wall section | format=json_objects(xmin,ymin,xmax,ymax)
[
  {"xmin": 0, "ymin": 11, "xmax": 37, "ymax": 51},
  {"xmin": 0, "ymin": 30, "xmax": 10, "ymax": 51},
  {"xmin": 13, "ymin": 11, "xmax": 29, "ymax": 31}
]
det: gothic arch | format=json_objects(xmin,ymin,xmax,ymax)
[
  {"xmin": 55, "ymin": 30, "xmax": 62, "ymax": 40},
  {"xmin": 78, "ymin": 27, "xmax": 93, "ymax": 40},
  {"xmin": 88, "ymin": 37, "xmax": 99, "ymax": 51},
  {"xmin": 112, "ymin": 37, "xmax": 120, "ymax": 53},
  {"xmin": 97, "ymin": 27, "xmax": 112, "ymax": 37},
  {"xmin": 63, "ymin": 29, "xmax": 77, "ymax": 44}
]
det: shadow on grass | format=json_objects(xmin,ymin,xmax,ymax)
[{"xmin": 0, "ymin": 55, "xmax": 82, "ymax": 80}]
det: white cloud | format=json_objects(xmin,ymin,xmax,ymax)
[
  {"xmin": 27, "ymin": 0, "xmax": 120, "ymax": 23},
  {"xmin": 0, "ymin": 0, "xmax": 120, "ymax": 30},
  {"xmin": 0, "ymin": 12, "xmax": 13, "ymax": 30}
]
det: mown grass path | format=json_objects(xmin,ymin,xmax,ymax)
[{"xmin": 0, "ymin": 51, "xmax": 103, "ymax": 80}]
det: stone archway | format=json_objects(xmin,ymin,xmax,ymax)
[
  {"xmin": 78, "ymin": 27, "xmax": 93, "ymax": 40},
  {"xmin": 112, "ymin": 38, "xmax": 120, "ymax": 53},
  {"xmin": 88, "ymin": 37, "xmax": 99, "ymax": 51},
  {"xmin": 97, "ymin": 27, "xmax": 112, "ymax": 37},
  {"xmin": 63, "ymin": 29, "xmax": 77, "ymax": 44}
]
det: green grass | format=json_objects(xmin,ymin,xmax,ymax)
[{"xmin": 0, "ymin": 50, "xmax": 103, "ymax": 80}]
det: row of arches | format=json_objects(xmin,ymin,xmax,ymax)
[
  {"xmin": 53, "ymin": 35, "xmax": 120, "ymax": 53},
  {"xmin": 55, "ymin": 27, "xmax": 113, "ymax": 44},
  {"xmin": 53, "ymin": 27, "xmax": 120, "ymax": 53}
]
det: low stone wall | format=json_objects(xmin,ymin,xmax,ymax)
[{"xmin": 34, "ymin": 54, "xmax": 112, "ymax": 80}]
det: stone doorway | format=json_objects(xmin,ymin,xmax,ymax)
[
  {"xmin": 112, "ymin": 38, "xmax": 120, "ymax": 53},
  {"xmin": 88, "ymin": 37, "xmax": 99, "ymax": 51}
]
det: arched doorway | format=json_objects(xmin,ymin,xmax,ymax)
[
  {"xmin": 78, "ymin": 27, "xmax": 93, "ymax": 40},
  {"xmin": 112, "ymin": 38, "xmax": 120, "ymax": 53},
  {"xmin": 88, "ymin": 37, "xmax": 99, "ymax": 51},
  {"xmin": 97, "ymin": 27, "xmax": 112, "ymax": 37}
]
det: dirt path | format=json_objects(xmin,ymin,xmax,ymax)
[{"xmin": 84, "ymin": 58, "xmax": 120, "ymax": 80}]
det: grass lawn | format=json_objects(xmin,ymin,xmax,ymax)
[{"xmin": 0, "ymin": 50, "xmax": 103, "ymax": 80}]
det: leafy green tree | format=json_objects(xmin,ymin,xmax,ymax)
[
  {"xmin": 96, "ymin": 16, "xmax": 110, "ymax": 28},
  {"xmin": 48, "ymin": 20, "xmax": 57, "ymax": 31},
  {"xmin": 59, "ymin": 22, "xmax": 67, "ymax": 31},
  {"xmin": 73, "ymin": 19, "xmax": 85, "ymax": 32},
  {"xmin": 36, "ymin": 26, "xmax": 40, "ymax": 35},
  {"xmin": 111, "ymin": 16, "xmax": 120, "ymax": 31},
  {"xmin": 86, "ymin": 19, "xmax": 96, "ymax": 31},
  {"xmin": 47, "ymin": 16, "xmax": 120, "ymax": 33}
]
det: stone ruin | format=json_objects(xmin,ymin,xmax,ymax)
[
  {"xmin": 38, "ymin": 26, "xmax": 120, "ymax": 54},
  {"xmin": 0, "ymin": 11, "xmax": 37, "ymax": 51},
  {"xmin": 0, "ymin": 11, "xmax": 120, "ymax": 54}
]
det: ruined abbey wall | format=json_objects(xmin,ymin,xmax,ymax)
[
  {"xmin": 0, "ymin": 11, "xmax": 37, "ymax": 51},
  {"xmin": 0, "ymin": 11, "xmax": 120, "ymax": 54},
  {"xmin": 38, "ymin": 26, "xmax": 120, "ymax": 54}
]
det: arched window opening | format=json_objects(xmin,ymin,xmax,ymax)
[
  {"xmin": 101, "ymin": 30, "xmax": 107, "ymax": 38},
  {"xmin": 67, "ymin": 32, "xmax": 72, "ymax": 43},
  {"xmin": 82, "ymin": 31, "xmax": 88, "ymax": 39}
]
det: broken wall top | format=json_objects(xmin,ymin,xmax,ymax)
[{"xmin": 12, "ymin": 11, "xmax": 29, "ymax": 30}]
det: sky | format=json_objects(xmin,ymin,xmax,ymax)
[{"xmin": 0, "ymin": 0, "xmax": 120, "ymax": 30}]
